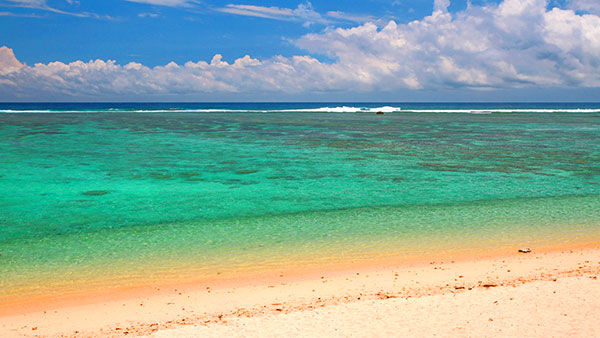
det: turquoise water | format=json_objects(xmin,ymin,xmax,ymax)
[{"xmin": 1, "ymin": 104, "xmax": 599, "ymax": 297}]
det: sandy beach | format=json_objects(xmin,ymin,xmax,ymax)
[{"xmin": 1, "ymin": 243, "xmax": 599, "ymax": 338}]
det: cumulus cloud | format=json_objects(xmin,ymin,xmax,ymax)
[
  {"xmin": 434, "ymin": 0, "xmax": 451, "ymax": 12},
  {"xmin": 0, "ymin": 46, "xmax": 23, "ymax": 72},
  {"xmin": 1, "ymin": 0, "xmax": 599, "ymax": 100},
  {"xmin": 569, "ymin": 0, "xmax": 600, "ymax": 14},
  {"xmin": 294, "ymin": 0, "xmax": 600, "ymax": 90}
]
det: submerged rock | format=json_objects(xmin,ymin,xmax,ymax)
[
  {"xmin": 186, "ymin": 177, "xmax": 205, "ymax": 181},
  {"xmin": 149, "ymin": 173, "xmax": 172, "ymax": 179},
  {"xmin": 236, "ymin": 169, "xmax": 258, "ymax": 175},
  {"xmin": 181, "ymin": 172, "xmax": 205, "ymax": 181},
  {"xmin": 82, "ymin": 190, "xmax": 109, "ymax": 196},
  {"xmin": 181, "ymin": 172, "xmax": 201, "ymax": 177}
]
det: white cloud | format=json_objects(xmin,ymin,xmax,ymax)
[
  {"xmin": 569, "ymin": 0, "xmax": 600, "ymax": 14},
  {"xmin": 434, "ymin": 0, "xmax": 450, "ymax": 12},
  {"xmin": 217, "ymin": 4, "xmax": 294, "ymax": 20},
  {"xmin": 3, "ymin": 0, "xmax": 46, "ymax": 6},
  {"xmin": 138, "ymin": 12, "xmax": 159, "ymax": 18},
  {"xmin": 216, "ymin": 3, "xmax": 330, "ymax": 26},
  {"xmin": 0, "ymin": 10, "xmax": 40, "ymax": 17},
  {"xmin": 125, "ymin": 0, "xmax": 195, "ymax": 6},
  {"xmin": 1, "ymin": 0, "xmax": 600, "ymax": 100},
  {"xmin": 216, "ymin": 2, "xmax": 374, "ymax": 26},
  {"xmin": 295, "ymin": 0, "xmax": 600, "ymax": 90},
  {"xmin": 2, "ymin": 0, "xmax": 104, "ymax": 17},
  {"xmin": 325, "ymin": 11, "xmax": 376, "ymax": 24},
  {"xmin": 0, "ymin": 46, "xmax": 23, "ymax": 73}
]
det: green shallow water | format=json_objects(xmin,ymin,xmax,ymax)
[{"xmin": 1, "ymin": 110, "xmax": 599, "ymax": 297}]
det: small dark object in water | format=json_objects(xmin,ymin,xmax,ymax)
[
  {"xmin": 376, "ymin": 111, "xmax": 384, "ymax": 115},
  {"xmin": 236, "ymin": 169, "xmax": 258, "ymax": 175},
  {"xmin": 518, "ymin": 248, "xmax": 531, "ymax": 253},
  {"xmin": 82, "ymin": 190, "xmax": 109, "ymax": 196}
]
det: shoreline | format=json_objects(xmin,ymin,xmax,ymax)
[
  {"xmin": 1, "ymin": 241, "xmax": 599, "ymax": 337},
  {"xmin": 3, "ymin": 225, "xmax": 599, "ymax": 310},
  {"xmin": 1, "ymin": 238, "xmax": 597, "ymax": 313}
]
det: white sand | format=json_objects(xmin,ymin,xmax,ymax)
[
  {"xmin": 1, "ymin": 245, "xmax": 599, "ymax": 338},
  {"xmin": 149, "ymin": 276, "xmax": 600, "ymax": 338}
]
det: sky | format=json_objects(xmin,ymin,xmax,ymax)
[{"xmin": 0, "ymin": 0, "xmax": 599, "ymax": 101}]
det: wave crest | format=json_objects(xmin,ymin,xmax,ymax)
[{"xmin": 2, "ymin": 106, "xmax": 600, "ymax": 114}]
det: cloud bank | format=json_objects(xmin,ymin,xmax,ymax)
[{"xmin": 1, "ymin": 0, "xmax": 599, "ymax": 100}]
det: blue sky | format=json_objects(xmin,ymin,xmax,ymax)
[
  {"xmin": 1, "ymin": 0, "xmax": 477, "ymax": 66},
  {"xmin": 0, "ymin": 0, "xmax": 599, "ymax": 101}
]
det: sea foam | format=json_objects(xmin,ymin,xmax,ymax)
[{"xmin": 2, "ymin": 107, "xmax": 600, "ymax": 114}]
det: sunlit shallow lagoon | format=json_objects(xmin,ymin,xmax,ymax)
[{"xmin": 1, "ymin": 103, "xmax": 599, "ymax": 299}]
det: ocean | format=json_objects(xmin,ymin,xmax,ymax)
[{"xmin": 1, "ymin": 102, "xmax": 599, "ymax": 300}]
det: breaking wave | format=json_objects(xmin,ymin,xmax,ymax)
[{"xmin": 2, "ymin": 106, "xmax": 600, "ymax": 114}]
